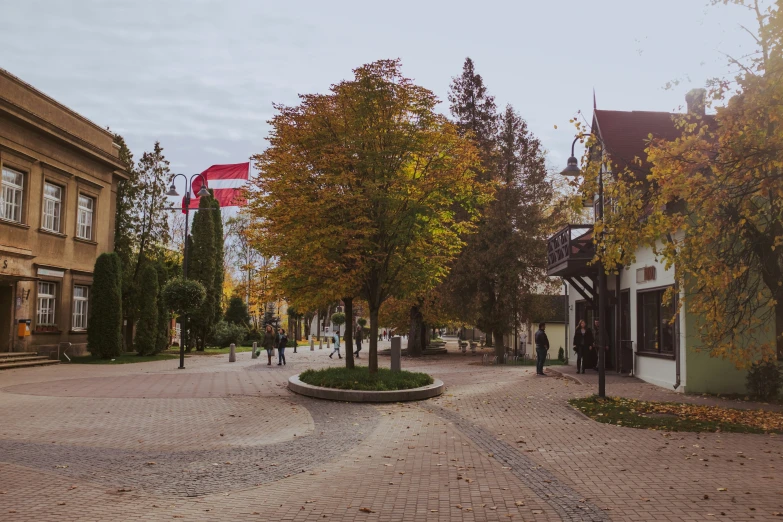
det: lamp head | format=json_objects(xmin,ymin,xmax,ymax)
[
  {"xmin": 560, "ymin": 156, "xmax": 581, "ymax": 177},
  {"xmin": 196, "ymin": 185, "xmax": 211, "ymax": 198},
  {"xmin": 165, "ymin": 182, "xmax": 179, "ymax": 197}
]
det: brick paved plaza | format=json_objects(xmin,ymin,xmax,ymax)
[{"xmin": 1, "ymin": 341, "xmax": 782, "ymax": 521}]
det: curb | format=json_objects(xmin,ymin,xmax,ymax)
[
  {"xmin": 287, "ymin": 374, "xmax": 444, "ymax": 403},
  {"xmin": 545, "ymin": 368, "xmax": 583, "ymax": 385}
]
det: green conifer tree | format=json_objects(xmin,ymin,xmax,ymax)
[
  {"xmin": 210, "ymin": 195, "xmax": 225, "ymax": 324},
  {"xmin": 88, "ymin": 252, "xmax": 123, "ymax": 359},
  {"xmin": 189, "ymin": 195, "xmax": 217, "ymax": 350},
  {"xmin": 155, "ymin": 261, "xmax": 170, "ymax": 354},
  {"xmin": 134, "ymin": 263, "xmax": 159, "ymax": 356}
]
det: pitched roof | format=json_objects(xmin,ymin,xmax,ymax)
[{"xmin": 592, "ymin": 110, "xmax": 692, "ymax": 174}]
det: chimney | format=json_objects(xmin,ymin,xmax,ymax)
[{"xmin": 685, "ymin": 88, "xmax": 706, "ymax": 116}]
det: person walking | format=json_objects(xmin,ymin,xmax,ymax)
[
  {"xmin": 262, "ymin": 325, "xmax": 275, "ymax": 366},
  {"xmin": 329, "ymin": 329, "xmax": 342, "ymax": 359},
  {"xmin": 277, "ymin": 328, "xmax": 288, "ymax": 366},
  {"xmin": 354, "ymin": 324, "xmax": 363, "ymax": 358},
  {"xmin": 534, "ymin": 323, "xmax": 549, "ymax": 376},
  {"xmin": 572, "ymin": 319, "xmax": 594, "ymax": 374}
]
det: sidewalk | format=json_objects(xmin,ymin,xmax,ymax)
[{"xmin": 548, "ymin": 362, "xmax": 783, "ymax": 412}]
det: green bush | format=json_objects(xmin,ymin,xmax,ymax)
[
  {"xmin": 162, "ymin": 277, "xmax": 206, "ymax": 316},
  {"xmin": 246, "ymin": 328, "xmax": 262, "ymax": 343},
  {"xmin": 357, "ymin": 317, "xmax": 367, "ymax": 328},
  {"xmin": 212, "ymin": 320, "xmax": 247, "ymax": 347},
  {"xmin": 558, "ymin": 347, "xmax": 565, "ymax": 362},
  {"xmin": 299, "ymin": 366, "xmax": 433, "ymax": 391},
  {"xmin": 331, "ymin": 312, "xmax": 346, "ymax": 326},
  {"xmin": 134, "ymin": 263, "xmax": 159, "ymax": 356},
  {"xmin": 286, "ymin": 339, "xmax": 298, "ymax": 348},
  {"xmin": 746, "ymin": 360, "xmax": 782, "ymax": 400},
  {"xmin": 88, "ymin": 252, "xmax": 123, "ymax": 359}
]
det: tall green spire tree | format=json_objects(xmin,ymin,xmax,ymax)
[
  {"xmin": 210, "ymin": 195, "xmax": 225, "ymax": 324},
  {"xmin": 189, "ymin": 195, "xmax": 217, "ymax": 350}
]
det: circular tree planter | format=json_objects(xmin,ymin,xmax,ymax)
[{"xmin": 288, "ymin": 374, "xmax": 444, "ymax": 403}]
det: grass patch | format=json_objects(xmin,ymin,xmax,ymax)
[
  {"xmin": 299, "ymin": 366, "xmax": 433, "ymax": 391},
  {"xmin": 71, "ymin": 353, "xmax": 178, "ymax": 364},
  {"xmin": 570, "ymin": 396, "xmax": 782, "ymax": 434}
]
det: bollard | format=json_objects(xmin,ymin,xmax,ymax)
[
  {"xmin": 310, "ymin": 338, "xmax": 315, "ymax": 351},
  {"xmin": 390, "ymin": 336, "xmax": 401, "ymax": 372},
  {"xmin": 327, "ymin": 337, "xmax": 331, "ymax": 350},
  {"xmin": 251, "ymin": 341, "xmax": 259, "ymax": 359},
  {"xmin": 229, "ymin": 343, "xmax": 236, "ymax": 362},
  {"xmin": 319, "ymin": 337, "xmax": 323, "ymax": 350}
]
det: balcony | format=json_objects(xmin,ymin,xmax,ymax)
[{"xmin": 546, "ymin": 224, "xmax": 595, "ymax": 277}]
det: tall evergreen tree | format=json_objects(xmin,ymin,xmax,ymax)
[
  {"xmin": 225, "ymin": 296, "xmax": 250, "ymax": 325},
  {"xmin": 189, "ymin": 195, "xmax": 217, "ymax": 350},
  {"xmin": 88, "ymin": 253, "xmax": 123, "ymax": 359},
  {"xmin": 210, "ymin": 195, "xmax": 225, "ymax": 324},
  {"xmin": 155, "ymin": 261, "xmax": 171, "ymax": 354},
  {"xmin": 134, "ymin": 263, "xmax": 159, "ymax": 356}
]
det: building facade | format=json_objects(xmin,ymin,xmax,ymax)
[
  {"xmin": 0, "ymin": 68, "xmax": 126, "ymax": 356},
  {"xmin": 547, "ymin": 95, "xmax": 758, "ymax": 394}
]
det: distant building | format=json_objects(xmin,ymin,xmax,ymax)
[{"xmin": 0, "ymin": 68, "xmax": 126, "ymax": 355}]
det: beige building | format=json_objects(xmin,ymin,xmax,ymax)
[{"xmin": 0, "ymin": 68, "xmax": 126, "ymax": 355}]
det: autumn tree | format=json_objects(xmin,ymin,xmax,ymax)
[
  {"xmin": 248, "ymin": 59, "xmax": 487, "ymax": 373},
  {"xmin": 586, "ymin": 0, "xmax": 783, "ymax": 365}
]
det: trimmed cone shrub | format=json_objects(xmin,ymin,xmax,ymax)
[
  {"xmin": 746, "ymin": 360, "xmax": 782, "ymax": 400},
  {"xmin": 155, "ymin": 262, "xmax": 170, "ymax": 354},
  {"xmin": 88, "ymin": 252, "xmax": 123, "ymax": 359},
  {"xmin": 134, "ymin": 263, "xmax": 159, "ymax": 356}
]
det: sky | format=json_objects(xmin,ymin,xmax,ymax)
[{"xmin": 0, "ymin": 0, "xmax": 761, "ymax": 177}]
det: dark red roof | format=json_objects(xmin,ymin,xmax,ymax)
[{"xmin": 592, "ymin": 110, "xmax": 701, "ymax": 175}]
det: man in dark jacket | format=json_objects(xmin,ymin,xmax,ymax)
[
  {"xmin": 534, "ymin": 323, "xmax": 549, "ymax": 376},
  {"xmin": 354, "ymin": 324, "xmax": 363, "ymax": 358}
]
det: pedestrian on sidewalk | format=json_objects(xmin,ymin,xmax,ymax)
[
  {"xmin": 534, "ymin": 323, "xmax": 549, "ymax": 376},
  {"xmin": 354, "ymin": 324, "xmax": 363, "ymax": 358},
  {"xmin": 277, "ymin": 328, "xmax": 288, "ymax": 366},
  {"xmin": 262, "ymin": 324, "xmax": 275, "ymax": 366},
  {"xmin": 573, "ymin": 319, "xmax": 593, "ymax": 374},
  {"xmin": 329, "ymin": 329, "xmax": 342, "ymax": 359}
]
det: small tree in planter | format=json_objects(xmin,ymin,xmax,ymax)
[
  {"xmin": 88, "ymin": 252, "xmax": 123, "ymax": 359},
  {"xmin": 331, "ymin": 312, "xmax": 346, "ymax": 337},
  {"xmin": 162, "ymin": 278, "xmax": 206, "ymax": 351},
  {"xmin": 134, "ymin": 263, "xmax": 159, "ymax": 356}
]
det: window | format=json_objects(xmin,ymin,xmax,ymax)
[
  {"xmin": 1, "ymin": 167, "xmax": 24, "ymax": 222},
  {"xmin": 72, "ymin": 285, "xmax": 89, "ymax": 330},
  {"xmin": 37, "ymin": 282, "xmax": 57, "ymax": 327},
  {"xmin": 637, "ymin": 288, "xmax": 676, "ymax": 355},
  {"xmin": 77, "ymin": 195, "xmax": 94, "ymax": 240},
  {"xmin": 42, "ymin": 182, "xmax": 62, "ymax": 232}
]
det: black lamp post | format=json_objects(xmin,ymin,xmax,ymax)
[
  {"xmin": 166, "ymin": 173, "xmax": 210, "ymax": 369},
  {"xmin": 561, "ymin": 136, "xmax": 607, "ymax": 398}
]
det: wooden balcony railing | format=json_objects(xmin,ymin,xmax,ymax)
[{"xmin": 546, "ymin": 224, "xmax": 595, "ymax": 277}]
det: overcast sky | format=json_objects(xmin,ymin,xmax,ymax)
[{"xmin": 0, "ymin": 0, "xmax": 759, "ymax": 175}]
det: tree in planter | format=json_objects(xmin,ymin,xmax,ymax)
[
  {"xmin": 162, "ymin": 277, "xmax": 206, "ymax": 345},
  {"xmin": 248, "ymin": 59, "xmax": 488, "ymax": 373},
  {"xmin": 225, "ymin": 296, "xmax": 250, "ymax": 325},
  {"xmin": 88, "ymin": 252, "xmax": 123, "ymax": 359},
  {"xmin": 134, "ymin": 263, "xmax": 159, "ymax": 356},
  {"xmin": 331, "ymin": 312, "xmax": 346, "ymax": 336}
]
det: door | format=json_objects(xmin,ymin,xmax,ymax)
[{"xmin": 0, "ymin": 285, "xmax": 12, "ymax": 352}]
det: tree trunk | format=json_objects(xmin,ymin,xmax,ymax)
[
  {"xmin": 344, "ymin": 298, "xmax": 355, "ymax": 369},
  {"xmin": 485, "ymin": 328, "xmax": 493, "ymax": 347},
  {"xmin": 776, "ymin": 298, "xmax": 783, "ymax": 361},
  {"xmin": 422, "ymin": 322, "xmax": 429, "ymax": 350},
  {"xmin": 369, "ymin": 307, "xmax": 379, "ymax": 373},
  {"xmin": 494, "ymin": 331, "xmax": 505, "ymax": 363},
  {"xmin": 408, "ymin": 304, "xmax": 424, "ymax": 357}
]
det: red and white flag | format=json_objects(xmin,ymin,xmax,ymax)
[{"xmin": 183, "ymin": 162, "xmax": 250, "ymax": 211}]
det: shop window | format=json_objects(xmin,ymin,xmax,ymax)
[{"xmin": 637, "ymin": 288, "xmax": 675, "ymax": 355}]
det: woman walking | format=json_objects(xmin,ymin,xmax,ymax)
[
  {"xmin": 572, "ymin": 319, "xmax": 594, "ymax": 374},
  {"xmin": 277, "ymin": 328, "xmax": 288, "ymax": 366},
  {"xmin": 262, "ymin": 325, "xmax": 275, "ymax": 366},
  {"xmin": 329, "ymin": 329, "xmax": 342, "ymax": 359}
]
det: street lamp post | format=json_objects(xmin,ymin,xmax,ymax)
[
  {"xmin": 166, "ymin": 173, "xmax": 210, "ymax": 369},
  {"xmin": 561, "ymin": 136, "xmax": 607, "ymax": 398}
]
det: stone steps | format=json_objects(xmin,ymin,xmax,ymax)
[{"xmin": 0, "ymin": 353, "xmax": 60, "ymax": 371}]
